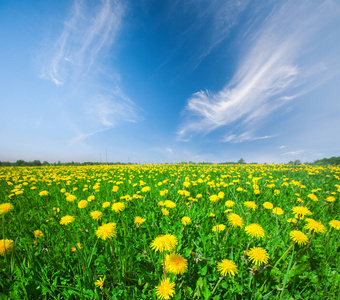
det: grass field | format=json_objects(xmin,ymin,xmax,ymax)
[{"xmin": 0, "ymin": 164, "xmax": 339, "ymax": 299}]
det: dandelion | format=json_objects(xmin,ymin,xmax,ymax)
[
  {"xmin": 244, "ymin": 201, "xmax": 257, "ymax": 210},
  {"xmin": 95, "ymin": 276, "xmax": 105, "ymax": 289},
  {"xmin": 112, "ymin": 202, "xmax": 125, "ymax": 212},
  {"xmin": 263, "ymin": 202, "xmax": 273, "ymax": 209},
  {"xmin": 272, "ymin": 207, "xmax": 283, "ymax": 215},
  {"xmin": 290, "ymin": 230, "xmax": 308, "ymax": 245},
  {"xmin": 227, "ymin": 213, "xmax": 244, "ymax": 228},
  {"xmin": 304, "ymin": 218, "xmax": 326, "ymax": 233},
  {"xmin": 141, "ymin": 186, "xmax": 150, "ymax": 193},
  {"xmin": 162, "ymin": 208, "xmax": 169, "ymax": 215},
  {"xmin": 247, "ymin": 247, "xmax": 269, "ymax": 266},
  {"xmin": 66, "ymin": 195, "xmax": 77, "ymax": 202},
  {"xmin": 165, "ymin": 253, "xmax": 188, "ymax": 275},
  {"xmin": 218, "ymin": 192, "xmax": 225, "ymax": 199},
  {"xmin": 181, "ymin": 216, "xmax": 191, "ymax": 226},
  {"xmin": 0, "ymin": 203, "xmax": 14, "ymax": 215},
  {"xmin": 87, "ymin": 195, "xmax": 95, "ymax": 202},
  {"xmin": 155, "ymin": 278, "xmax": 175, "ymax": 300},
  {"xmin": 78, "ymin": 200, "xmax": 88, "ymax": 209},
  {"xmin": 209, "ymin": 195, "xmax": 220, "ymax": 202},
  {"xmin": 34, "ymin": 230, "xmax": 44, "ymax": 239},
  {"xmin": 60, "ymin": 215, "xmax": 75, "ymax": 225},
  {"xmin": 245, "ymin": 223, "xmax": 265, "ymax": 239},
  {"xmin": 225, "ymin": 200, "xmax": 234, "ymax": 207},
  {"xmin": 164, "ymin": 200, "xmax": 176, "ymax": 208},
  {"xmin": 292, "ymin": 206, "xmax": 312, "ymax": 218},
  {"xmin": 287, "ymin": 218, "xmax": 297, "ymax": 223},
  {"xmin": 134, "ymin": 216, "xmax": 146, "ymax": 225},
  {"xmin": 217, "ymin": 259, "xmax": 238, "ymax": 277},
  {"xmin": 212, "ymin": 224, "xmax": 226, "ymax": 232},
  {"xmin": 0, "ymin": 239, "xmax": 14, "ymax": 256},
  {"xmin": 209, "ymin": 213, "xmax": 216, "ymax": 217},
  {"xmin": 326, "ymin": 196, "xmax": 336, "ymax": 203},
  {"xmin": 150, "ymin": 234, "xmax": 178, "ymax": 252},
  {"xmin": 90, "ymin": 211, "xmax": 102, "ymax": 221},
  {"xmin": 329, "ymin": 220, "xmax": 340, "ymax": 230},
  {"xmin": 158, "ymin": 201, "xmax": 165, "ymax": 207},
  {"xmin": 308, "ymin": 194, "xmax": 318, "ymax": 202},
  {"xmin": 102, "ymin": 201, "xmax": 110, "ymax": 208},
  {"xmin": 71, "ymin": 243, "xmax": 82, "ymax": 252},
  {"xmin": 39, "ymin": 190, "xmax": 49, "ymax": 196},
  {"xmin": 224, "ymin": 209, "xmax": 232, "ymax": 214},
  {"xmin": 95, "ymin": 223, "xmax": 117, "ymax": 240}
]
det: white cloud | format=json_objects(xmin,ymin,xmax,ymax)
[
  {"xmin": 42, "ymin": 0, "xmax": 124, "ymax": 85},
  {"xmin": 279, "ymin": 145, "xmax": 286, "ymax": 149},
  {"xmin": 281, "ymin": 150, "xmax": 304, "ymax": 156},
  {"xmin": 222, "ymin": 132, "xmax": 275, "ymax": 143},
  {"xmin": 178, "ymin": 1, "xmax": 340, "ymax": 142}
]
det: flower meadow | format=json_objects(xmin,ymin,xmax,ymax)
[{"xmin": 0, "ymin": 164, "xmax": 339, "ymax": 299}]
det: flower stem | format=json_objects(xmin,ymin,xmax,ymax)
[
  {"xmin": 222, "ymin": 224, "xmax": 233, "ymax": 242},
  {"xmin": 211, "ymin": 276, "xmax": 224, "ymax": 296},
  {"xmin": 162, "ymin": 251, "xmax": 167, "ymax": 279},
  {"xmin": 108, "ymin": 237, "xmax": 118, "ymax": 273}
]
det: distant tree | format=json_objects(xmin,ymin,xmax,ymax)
[
  {"xmin": 237, "ymin": 158, "xmax": 246, "ymax": 164},
  {"xmin": 294, "ymin": 160, "xmax": 301, "ymax": 165}
]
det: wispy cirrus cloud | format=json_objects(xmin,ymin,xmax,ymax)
[
  {"xmin": 40, "ymin": 0, "xmax": 142, "ymax": 143},
  {"xmin": 178, "ymin": 0, "xmax": 340, "ymax": 142},
  {"xmin": 42, "ymin": 0, "xmax": 124, "ymax": 85}
]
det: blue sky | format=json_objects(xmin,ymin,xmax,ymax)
[{"xmin": 1, "ymin": 0, "xmax": 340, "ymax": 164}]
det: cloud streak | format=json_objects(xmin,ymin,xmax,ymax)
[
  {"xmin": 42, "ymin": 0, "xmax": 124, "ymax": 85},
  {"xmin": 178, "ymin": 0, "xmax": 340, "ymax": 142}
]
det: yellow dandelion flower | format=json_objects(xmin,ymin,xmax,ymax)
[
  {"xmin": 112, "ymin": 186, "xmax": 119, "ymax": 192},
  {"xmin": 90, "ymin": 211, "xmax": 102, "ymax": 221},
  {"xmin": 217, "ymin": 259, "xmax": 238, "ymax": 277},
  {"xmin": 165, "ymin": 253, "xmax": 188, "ymax": 275},
  {"xmin": 308, "ymin": 194, "xmax": 318, "ymax": 202},
  {"xmin": 71, "ymin": 243, "xmax": 82, "ymax": 252},
  {"xmin": 34, "ymin": 230, "xmax": 44, "ymax": 239},
  {"xmin": 95, "ymin": 223, "xmax": 117, "ymax": 240},
  {"xmin": 102, "ymin": 201, "xmax": 110, "ymax": 208},
  {"xmin": 66, "ymin": 195, "xmax": 77, "ymax": 202},
  {"xmin": 245, "ymin": 223, "xmax": 265, "ymax": 239},
  {"xmin": 155, "ymin": 278, "xmax": 175, "ymax": 300},
  {"xmin": 181, "ymin": 216, "xmax": 191, "ymax": 226},
  {"xmin": 272, "ymin": 207, "xmax": 283, "ymax": 215},
  {"xmin": 287, "ymin": 218, "xmax": 297, "ymax": 223},
  {"xmin": 209, "ymin": 195, "xmax": 220, "ymax": 202},
  {"xmin": 0, "ymin": 239, "xmax": 14, "ymax": 256},
  {"xmin": 158, "ymin": 201, "xmax": 165, "ymax": 207},
  {"xmin": 150, "ymin": 234, "xmax": 178, "ymax": 252},
  {"xmin": 225, "ymin": 200, "xmax": 235, "ymax": 207},
  {"xmin": 209, "ymin": 213, "xmax": 216, "ymax": 217},
  {"xmin": 78, "ymin": 200, "xmax": 88, "ymax": 209},
  {"xmin": 263, "ymin": 202, "xmax": 273, "ymax": 209},
  {"xmin": 162, "ymin": 208, "xmax": 169, "ymax": 215},
  {"xmin": 164, "ymin": 200, "xmax": 176, "ymax": 209},
  {"xmin": 87, "ymin": 195, "xmax": 95, "ymax": 202},
  {"xmin": 304, "ymin": 218, "xmax": 326, "ymax": 233},
  {"xmin": 134, "ymin": 216, "xmax": 146, "ymax": 225},
  {"xmin": 329, "ymin": 220, "xmax": 340, "ymax": 230},
  {"xmin": 224, "ymin": 209, "xmax": 232, "ymax": 214},
  {"xmin": 212, "ymin": 224, "xmax": 226, "ymax": 232},
  {"xmin": 227, "ymin": 213, "xmax": 244, "ymax": 228},
  {"xmin": 292, "ymin": 206, "xmax": 312, "ymax": 218},
  {"xmin": 244, "ymin": 201, "xmax": 257, "ymax": 210},
  {"xmin": 0, "ymin": 203, "xmax": 14, "ymax": 215},
  {"xmin": 112, "ymin": 202, "xmax": 125, "ymax": 212},
  {"xmin": 39, "ymin": 190, "xmax": 49, "ymax": 196},
  {"xmin": 247, "ymin": 247, "xmax": 269, "ymax": 266},
  {"xmin": 326, "ymin": 196, "xmax": 336, "ymax": 202},
  {"xmin": 60, "ymin": 215, "xmax": 75, "ymax": 225},
  {"xmin": 141, "ymin": 186, "xmax": 151, "ymax": 193},
  {"xmin": 290, "ymin": 230, "xmax": 308, "ymax": 245},
  {"xmin": 95, "ymin": 276, "xmax": 105, "ymax": 289}
]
